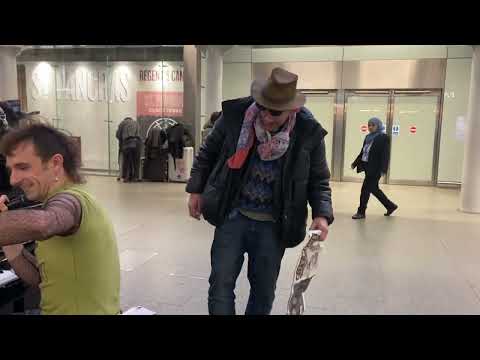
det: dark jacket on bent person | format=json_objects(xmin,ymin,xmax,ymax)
[
  {"xmin": 186, "ymin": 96, "xmax": 334, "ymax": 248},
  {"xmin": 352, "ymin": 133, "xmax": 391, "ymax": 177}
]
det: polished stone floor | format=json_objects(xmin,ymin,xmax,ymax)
[{"xmin": 83, "ymin": 176, "xmax": 480, "ymax": 315}]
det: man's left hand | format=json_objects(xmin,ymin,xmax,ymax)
[{"xmin": 310, "ymin": 217, "xmax": 329, "ymax": 242}]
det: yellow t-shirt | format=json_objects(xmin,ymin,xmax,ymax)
[{"xmin": 36, "ymin": 185, "xmax": 120, "ymax": 315}]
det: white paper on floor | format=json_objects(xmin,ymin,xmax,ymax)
[
  {"xmin": 168, "ymin": 273, "xmax": 208, "ymax": 280},
  {"xmin": 122, "ymin": 306, "xmax": 156, "ymax": 315},
  {"xmin": 119, "ymin": 249, "xmax": 158, "ymax": 272}
]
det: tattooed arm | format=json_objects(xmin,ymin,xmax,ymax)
[{"xmin": 0, "ymin": 193, "xmax": 82, "ymax": 286}]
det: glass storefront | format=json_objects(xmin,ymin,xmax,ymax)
[{"xmin": 16, "ymin": 46, "xmax": 186, "ymax": 174}]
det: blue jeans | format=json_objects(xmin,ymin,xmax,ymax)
[{"xmin": 208, "ymin": 211, "xmax": 286, "ymax": 315}]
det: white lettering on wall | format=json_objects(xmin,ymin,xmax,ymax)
[
  {"xmin": 87, "ymin": 71, "xmax": 98, "ymax": 101},
  {"xmin": 98, "ymin": 72, "xmax": 107, "ymax": 103},
  {"xmin": 65, "ymin": 70, "xmax": 76, "ymax": 101},
  {"xmin": 119, "ymin": 70, "xmax": 129, "ymax": 102},
  {"xmin": 31, "ymin": 62, "xmax": 51, "ymax": 100},
  {"xmin": 31, "ymin": 63, "xmax": 130, "ymax": 103},
  {"xmin": 76, "ymin": 68, "xmax": 87, "ymax": 101},
  {"xmin": 31, "ymin": 71, "xmax": 43, "ymax": 100}
]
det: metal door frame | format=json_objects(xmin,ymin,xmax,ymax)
[
  {"xmin": 340, "ymin": 89, "xmax": 443, "ymax": 186},
  {"xmin": 300, "ymin": 89, "xmax": 339, "ymax": 180},
  {"xmin": 341, "ymin": 90, "xmax": 391, "ymax": 183},
  {"xmin": 388, "ymin": 89, "xmax": 443, "ymax": 186}
]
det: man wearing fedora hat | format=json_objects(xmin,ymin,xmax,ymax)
[{"xmin": 186, "ymin": 67, "xmax": 334, "ymax": 315}]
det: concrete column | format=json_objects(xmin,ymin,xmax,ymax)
[
  {"xmin": 205, "ymin": 47, "xmax": 223, "ymax": 118},
  {"xmin": 183, "ymin": 45, "xmax": 201, "ymax": 151},
  {"xmin": 460, "ymin": 45, "xmax": 480, "ymax": 214},
  {"xmin": 0, "ymin": 46, "xmax": 21, "ymax": 101}
]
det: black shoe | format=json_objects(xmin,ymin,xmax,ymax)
[
  {"xmin": 352, "ymin": 213, "xmax": 366, "ymax": 220},
  {"xmin": 384, "ymin": 204, "xmax": 398, "ymax": 216}
]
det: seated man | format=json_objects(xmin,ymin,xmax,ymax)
[{"xmin": 0, "ymin": 123, "xmax": 120, "ymax": 315}]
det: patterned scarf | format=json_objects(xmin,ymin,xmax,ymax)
[{"xmin": 227, "ymin": 102, "xmax": 298, "ymax": 169}]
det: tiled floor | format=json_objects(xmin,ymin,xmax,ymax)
[{"xmin": 83, "ymin": 176, "xmax": 480, "ymax": 315}]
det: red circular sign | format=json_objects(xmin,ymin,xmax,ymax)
[
  {"xmin": 410, "ymin": 126, "xmax": 417, "ymax": 134},
  {"xmin": 361, "ymin": 125, "xmax": 368, "ymax": 133}
]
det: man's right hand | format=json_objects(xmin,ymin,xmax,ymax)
[
  {"xmin": 0, "ymin": 195, "xmax": 9, "ymax": 213},
  {"xmin": 188, "ymin": 193, "xmax": 202, "ymax": 220}
]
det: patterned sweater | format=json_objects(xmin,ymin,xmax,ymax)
[{"xmin": 237, "ymin": 150, "xmax": 281, "ymax": 221}]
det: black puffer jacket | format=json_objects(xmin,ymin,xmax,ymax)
[{"xmin": 186, "ymin": 97, "xmax": 334, "ymax": 248}]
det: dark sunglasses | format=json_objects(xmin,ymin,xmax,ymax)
[{"xmin": 256, "ymin": 103, "xmax": 283, "ymax": 116}]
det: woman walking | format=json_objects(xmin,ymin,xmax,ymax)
[{"xmin": 351, "ymin": 117, "xmax": 398, "ymax": 220}]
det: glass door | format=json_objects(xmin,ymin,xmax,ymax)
[
  {"xmin": 342, "ymin": 92, "xmax": 390, "ymax": 181},
  {"xmin": 53, "ymin": 56, "xmax": 111, "ymax": 171},
  {"xmin": 388, "ymin": 91, "xmax": 441, "ymax": 185},
  {"xmin": 302, "ymin": 91, "xmax": 336, "ymax": 169}
]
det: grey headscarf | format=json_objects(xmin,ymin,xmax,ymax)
[{"xmin": 362, "ymin": 117, "xmax": 386, "ymax": 162}]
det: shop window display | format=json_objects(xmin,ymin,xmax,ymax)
[{"xmin": 16, "ymin": 47, "xmax": 190, "ymax": 174}]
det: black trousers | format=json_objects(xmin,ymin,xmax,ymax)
[
  {"xmin": 358, "ymin": 167, "xmax": 395, "ymax": 214},
  {"xmin": 122, "ymin": 147, "xmax": 140, "ymax": 181}
]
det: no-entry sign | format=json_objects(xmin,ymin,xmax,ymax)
[
  {"xmin": 361, "ymin": 124, "xmax": 368, "ymax": 133},
  {"xmin": 410, "ymin": 126, "xmax": 417, "ymax": 134}
]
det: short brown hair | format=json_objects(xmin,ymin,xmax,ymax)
[{"xmin": 0, "ymin": 123, "xmax": 84, "ymax": 184}]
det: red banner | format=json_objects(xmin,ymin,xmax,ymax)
[{"xmin": 136, "ymin": 91, "xmax": 183, "ymax": 117}]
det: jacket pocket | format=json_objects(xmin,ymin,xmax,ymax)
[
  {"xmin": 281, "ymin": 180, "xmax": 308, "ymax": 248},
  {"xmin": 201, "ymin": 182, "xmax": 224, "ymax": 226},
  {"xmin": 202, "ymin": 161, "xmax": 231, "ymax": 226},
  {"xmin": 294, "ymin": 181, "xmax": 308, "ymax": 228},
  {"xmin": 281, "ymin": 217, "xmax": 307, "ymax": 249},
  {"xmin": 292, "ymin": 180, "xmax": 308, "ymax": 206}
]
